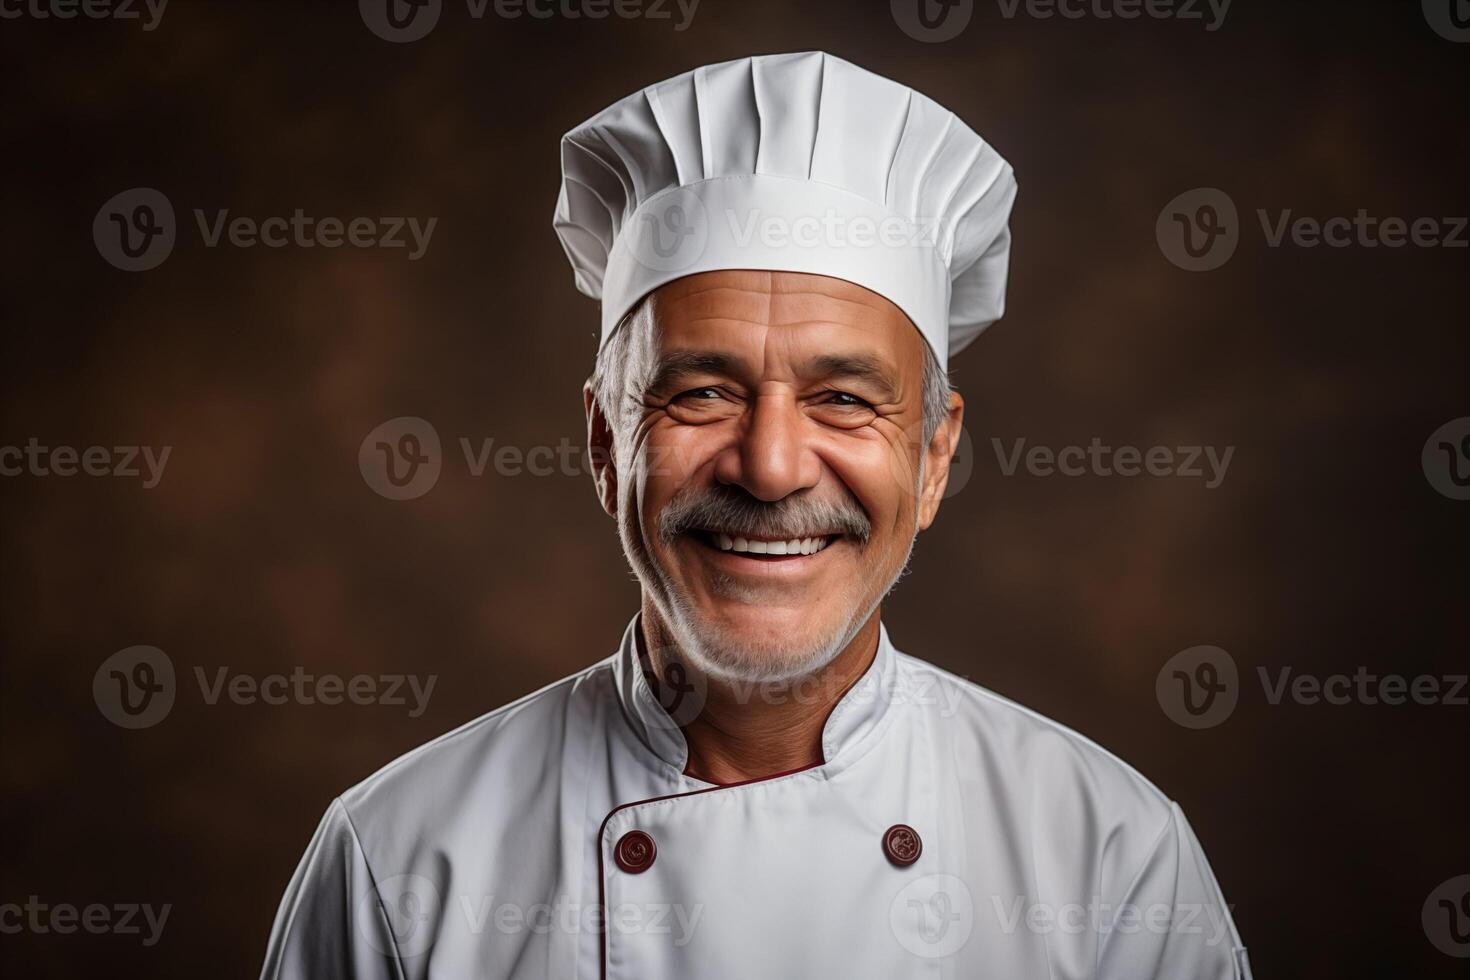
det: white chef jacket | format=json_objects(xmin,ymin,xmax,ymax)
[{"xmin": 261, "ymin": 618, "xmax": 1252, "ymax": 980}]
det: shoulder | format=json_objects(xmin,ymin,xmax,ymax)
[
  {"xmin": 334, "ymin": 658, "xmax": 614, "ymax": 848},
  {"xmin": 894, "ymin": 651, "xmax": 1245, "ymax": 957},
  {"xmin": 895, "ymin": 650, "xmax": 1175, "ymax": 830}
]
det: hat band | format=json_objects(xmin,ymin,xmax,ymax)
[{"xmin": 601, "ymin": 174, "xmax": 951, "ymax": 363}]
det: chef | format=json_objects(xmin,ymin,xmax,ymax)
[{"xmin": 260, "ymin": 51, "xmax": 1251, "ymax": 980}]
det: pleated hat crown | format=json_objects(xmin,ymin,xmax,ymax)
[{"xmin": 553, "ymin": 51, "xmax": 1017, "ymax": 364}]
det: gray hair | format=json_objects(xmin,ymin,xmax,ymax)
[{"xmin": 590, "ymin": 305, "xmax": 952, "ymax": 451}]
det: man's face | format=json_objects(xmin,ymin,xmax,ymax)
[{"xmin": 587, "ymin": 270, "xmax": 962, "ymax": 683}]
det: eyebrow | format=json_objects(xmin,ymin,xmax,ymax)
[
  {"xmin": 645, "ymin": 351, "xmax": 742, "ymax": 397},
  {"xmin": 644, "ymin": 349, "xmax": 901, "ymax": 401},
  {"xmin": 806, "ymin": 354, "xmax": 900, "ymax": 400}
]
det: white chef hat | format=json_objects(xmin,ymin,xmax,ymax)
[{"xmin": 553, "ymin": 51, "xmax": 1017, "ymax": 365}]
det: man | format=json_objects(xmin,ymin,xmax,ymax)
[{"xmin": 261, "ymin": 51, "xmax": 1251, "ymax": 979}]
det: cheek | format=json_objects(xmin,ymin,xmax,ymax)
[
  {"xmin": 634, "ymin": 422, "xmax": 725, "ymax": 526},
  {"xmin": 819, "ymin": 431, "xmax": 917, "ymax": 535}
]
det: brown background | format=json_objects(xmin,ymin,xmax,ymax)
[{"xmin": 1, "ymin": 0, "xmax": 1467, "ymax": 976}]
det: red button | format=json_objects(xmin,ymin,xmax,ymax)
[
  {"xmin": 883, "ymin": 824, "xmax": 922, "ymax": 867},
  {"xmin": 615, "ymin": 830, "xmax": 657, "ymax": 874}
]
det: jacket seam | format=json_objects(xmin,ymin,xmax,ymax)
[
  {"xmin": 1094, "ymin": 805, "xmax": 1176, "ymax": 974},
  {"xmin": 336, "ymin": 796, "xmax": 409, "ymax": 980}
]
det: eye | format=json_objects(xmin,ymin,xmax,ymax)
[
  {"xmin": 824, "ymin": 391, "xmax": 873, "ymax": 408},
  {"xmin": 675, "ymin": 386, "xmax": 724, "ymax": 401}
]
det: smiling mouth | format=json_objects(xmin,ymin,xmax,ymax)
[{"xmin": 691, "ymin": 530, "xmax": 839, "ymax": 558}]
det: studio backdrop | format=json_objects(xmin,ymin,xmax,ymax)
[{"xmin": 1, "ymin": 1, "xmax": 1466, "ymax": 977}]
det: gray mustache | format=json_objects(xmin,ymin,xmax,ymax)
[{"xmin": 659, "ymin": 485, "xmax": 872, "ymax": 544}]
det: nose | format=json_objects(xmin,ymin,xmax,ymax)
[{"xmin": 713, "ymin": 391, "xmax": 821, "ymax": 501}]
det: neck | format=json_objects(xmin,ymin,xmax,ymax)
[{"xmin": 638, "ymin": 597, "xmax": 882, "ymax": 785}]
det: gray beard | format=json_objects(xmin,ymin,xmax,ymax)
[
  {"xmin": 624, "ymin": 519, "xmax": 918, "ymax": 686},
  {"xmin": 659, "ymin": 576, "xmax": 868, "ymax": 685},
  {"xmin": 619, "ymin": 455, "xmax": 925, "ymax": 685}
]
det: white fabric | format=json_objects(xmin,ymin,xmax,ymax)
[
  {"xmin": 553, "ymin": 51, "xmax": 1018, "ymax": 364},
  {"xmin": 261, "ymin": 619, "xmax": 1250, "ymax": 979}
]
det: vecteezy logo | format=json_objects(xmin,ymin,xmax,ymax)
[
  {"xmin": 890, "ymin": 874, "xmax": 974, "ymax": 958},
  {"xmin": 360, "ymin": 0, "xmax": 442, "ymax": 42},
  {"xmin": 93, "ymin": 188, "xmax": 176, "ymax": 272},
  {"xmin": 1156, "ymin": 188, "xmax": 1239, "ymax": 272},
  {"xmin": 658, "ymin": 662, "xmax": 696, "ymax": 714},
  {"xmin": 1156, "ymin": 645, "xmax": 1239, "ymax": 729},
  {"xmin": 887, "ymin": 419, "xmax": 975, "ymax": 501},
  {"xmin": 646, "ymin": 208, "xmax": 693, "ymax": 258},
  {"xmin": 1422, "ymin": 417, "xmax": 1470, "ymax": 501},
  {"xmin": 1423, "ymin": 0, "xmax": 1470, "ymax": 41},
  {"xmin": 360, "ymin": 874, "xmax": 442, "ymax": 958},
  {"xmin": 93, "ymin": 646, "xmax": 176, "ymax": 729},
  {"xmin": 359, "ymin": 417, "xmax": 442, "ymax": 500},
  {"xmin": 641, "ymin": 648, "xmax": 709, "ymax": 729},
  {"xmin": 630, "ymin": 187, "xmax": 709, "ymax": 275},
  {"xmin": 941, "ymin": 424, "xmax": 976, "ymax": 500},
  {"xmin": 1423, "ymin": 875, "xmax": 1470, "ymax": 957},
  {"xmin": 891, "ymin": 0, "xmax": 974, "ymax": 42}
]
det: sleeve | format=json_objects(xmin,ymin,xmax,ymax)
[
  {"xmin": 1096, "ymin": 802, "xmax": 1253, "ymax": 980},
  {"xmin": 259, "ymin": 798, "xmax": 402, "ymax": 980}
]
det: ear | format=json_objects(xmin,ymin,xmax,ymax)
[
  {"xmin": 916, "ymin": 390, "xmax": 964, "ymax": 531},
  {"xmin": 584, "ymin": 380, "xmax": 618, "ymax": 519}
]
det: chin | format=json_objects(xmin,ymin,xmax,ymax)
[
  {"xmin": 626, "ymin": 522, "xmax": 904, "ymax": 686},
  {"xmin": 664, "ymin": 596, "xmax": 861, "ymax": 685}
]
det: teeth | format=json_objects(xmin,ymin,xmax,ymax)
[{"xmin": 710, "ymin": 533, "xmax": 833, "ymax": 556}]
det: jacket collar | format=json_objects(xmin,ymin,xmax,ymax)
[{"xmin": 610, "ymin": 613, "xmax": 902, "ymax": 780}]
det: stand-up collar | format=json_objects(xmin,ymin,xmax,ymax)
[{"xmin": 610, "ymin": 614, "xmax": 903, "ymax": 779}]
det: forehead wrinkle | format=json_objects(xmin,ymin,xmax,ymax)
[
  {"xmin": 660, "ymin": 286, "xmax": 902, "ymax": 324},
  {"xmin": 647, "ymin": 273, "xmax": 926, "ymax": 394},
  {"xmin": 653, "ymin": 324, "xmax": 916, "ymax": 390},
  {"xmin": 767, "ymin": 293, "xmax": 904, "ymax": 326},
  {"xmin": 681, "ymin": 315, "xmax": 775, "ymax": 328}
]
